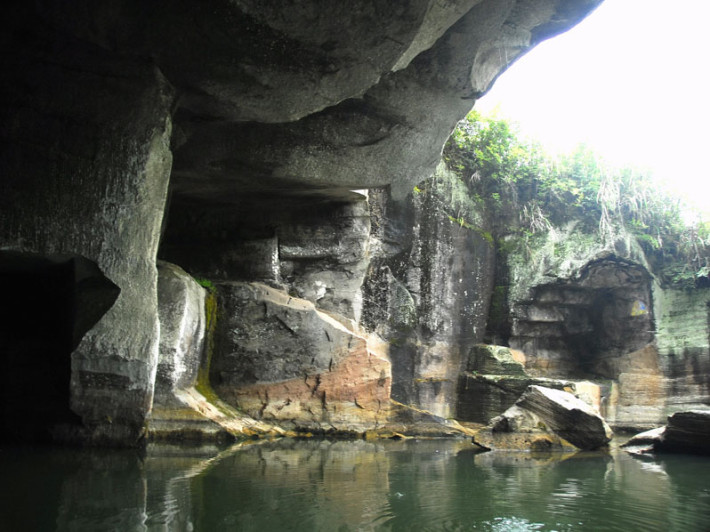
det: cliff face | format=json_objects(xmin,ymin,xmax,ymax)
[
  {"xmin": 1, "ymin": 0, "xmax": 636, "ymax": 444},
  {"xmin": 361, "ymin": 165, "xmax": 496, "ymax": 417},
  {"xmin": 495, "ymin": 222, "xmax": 710, "ymax": 430}
]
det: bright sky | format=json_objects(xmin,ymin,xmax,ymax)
[{"xmin": 476, "ymin": 0, "xmax": 710, "ymax": 217}]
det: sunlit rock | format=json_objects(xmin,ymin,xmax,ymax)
[
  {"xmin": 620, "ymin": 426, "xmax": 666, "ymax": 455},
  {"xmin": 468, "ymin": 344, "xmax": 527, "ymax": 376}
]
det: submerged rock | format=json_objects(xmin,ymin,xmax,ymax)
[
  {"xmin": 474, "ymin": 385, "xmax": 612, "ymax": 451},
  {"xmin": 474, "ymin": 404, "xmax": 579, "ymax": 452},
  {"xmin": 620, "ymin": 426, "xmax": 666, "ymax": 455},
  {"xmin": 624, "ymin": 410, "xmax": 710, "ymax": 456},
  {"xmin": 662, "ymin": 410, "xmax": 710, "ymax": 454}
]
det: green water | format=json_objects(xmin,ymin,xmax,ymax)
[{"xmin": 1, "ymin": 439, "xmax": 709, "ymax": 531}]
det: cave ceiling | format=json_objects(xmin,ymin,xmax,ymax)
[{"xmin": 14, "ymin": 0, "xmax": 602, "ymax": 205}]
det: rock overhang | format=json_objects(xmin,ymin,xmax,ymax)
[{"xmin": 14, "ymin": 0, "xmax": 603, "ymax": 206}]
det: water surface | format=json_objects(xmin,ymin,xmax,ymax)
[{"xmin": 2, "ymin": 439, "xmax": 709, "ymax": 531}]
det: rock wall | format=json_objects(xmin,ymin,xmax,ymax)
[
  {"xmin": 155, "ymin": 262, "xmax": 207, "ymax": 400},
  {"xmin": 159, "ymin": 193, "xmax": 372, "ymax": 321},
  {"xmin": 362, "ymin": 165, "xmax": 496, "ymax": 416},
  {"xmin": 1, "ymin": 0, "xmax": 606, "ymax": 444},
  {"xmin": 654, "ymin": 285, "xmax": 710, "ymax": 416}
]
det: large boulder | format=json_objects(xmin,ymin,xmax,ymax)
[
  {"xmin": 517, "ymin": 385, "xmax": 612, "ymax": 449},
  {"xmin": 210, "ymin": 282, "xmax": 392, "ymax": 432},
  {"xmin": 456, "ymin": 343, "xmax": 603, "ymax": 425},
  {"xmin": 457, "ymin": 373, "xmax": 590, "ymax": 425},
  {"xmin": 662, "ymin": 410, "xmax": 710, "ymax": 454},
  {"xmin": 474, "ymin": 385, "xmax": 612, "ymax": 451}
]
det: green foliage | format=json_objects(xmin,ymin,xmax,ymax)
[
  {"xmin": 443, "ymin": 109, "xmax": 709, "ymax": 282},
  {"xmin": 195, "ymin": 277, "xmax": 216, "ymax": 291},
  {"xmin": 448, "ymin": 214, "xmax": 474, "ymax": 229},
  {"xmin": 446, "ymin": 214, "xmax": 494, "ymax": 244}
]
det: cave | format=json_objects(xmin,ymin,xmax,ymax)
[
  {"xmin": 11, "ymin": 0, "xmax": 708, "ymax": 445},
  {"xmin": 0, "ymin": 252, "xmax": 119, "ymax": 442},
  {"xmin": 509, "ymin": 256, "xmax": 655, "ymax": 381}
]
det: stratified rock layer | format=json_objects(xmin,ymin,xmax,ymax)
[{"xmin": 497, "ymin": 217, "xmax": 710, "ymax": 430}]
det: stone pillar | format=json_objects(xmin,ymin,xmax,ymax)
[{"xmin": 0, "ymin": 31, "xmax": 175, "ymax": 443}]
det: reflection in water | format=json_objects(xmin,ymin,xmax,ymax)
[{"xmin": 1, "ymin": 440, "xmax": 709, "ymax": 531}]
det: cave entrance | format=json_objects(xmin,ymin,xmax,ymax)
[
  {"xmin": 510, "ymin": 257, "xmax": 654, "ymax": 380},
  {"xmin": 0, "ymin": 252, "xmax": 119, "ymax": 442}
]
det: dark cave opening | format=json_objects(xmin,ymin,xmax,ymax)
[{"xmin": 0, "ymin": 252, "xmax": 119, "ymax": 442}]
